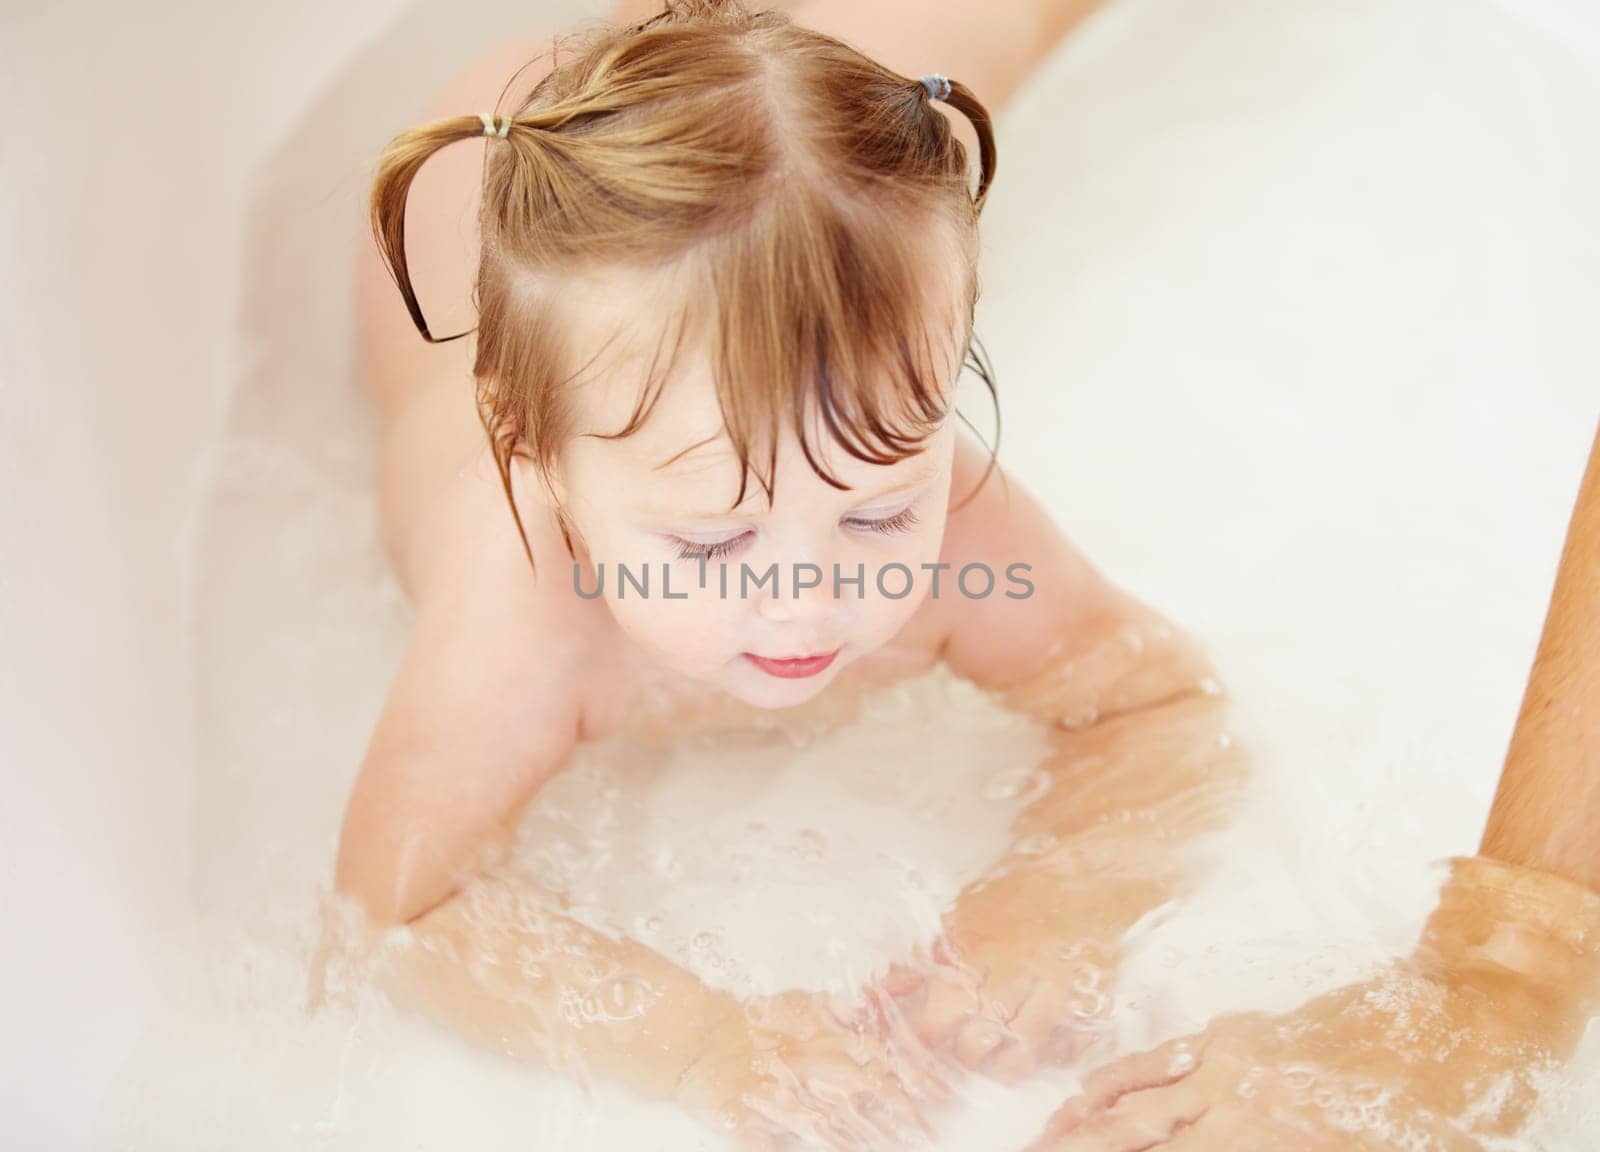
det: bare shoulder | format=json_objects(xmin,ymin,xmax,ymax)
[
  {"xmin": 932, "ymin": 433, "xmax": 1224, "ymax": 725},
  {"xmin": 929, "ymin": 429, "xmax": 1117, "ymax": 689}
]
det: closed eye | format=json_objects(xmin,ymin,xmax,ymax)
[
  {"xmin": 843, "ymin": 507, "xmax": 921, "ymax": 536},
  {"xmin": 668, "ymin": 533, "xmax": 751, "ymax": 562}
]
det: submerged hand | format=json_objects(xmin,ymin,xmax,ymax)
[
  {"xmin": 874, "ymin": 922, "xmax": 1108, "ymax": 1085},
  {"xmin": 876, "ymin": 683, "xmax": 1249, "ymax": 1086},
  {"xmin": 1025, "ymin": 857, "xmax": 1600, "ymax": 1151},
  {"xmin": 676, "ymin": 987, "xmax": 952, "ymax": 1151}
]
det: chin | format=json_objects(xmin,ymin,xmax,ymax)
[{"xmin": 723, "ymin": 660, "xmax": 840, "ymax": 710}]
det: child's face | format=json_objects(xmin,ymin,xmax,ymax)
[{"xmin": 551, "ymin": 339, "xmax": 960, "ymax": 711}]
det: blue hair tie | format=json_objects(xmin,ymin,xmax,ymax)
[{"xmin": 919, "ymin": 74, "xmax": 952, "ymax": 102}]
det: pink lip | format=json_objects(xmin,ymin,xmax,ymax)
[{"xmin": 742, "ymin": 648, "xmax": 841, "ymax": 679}]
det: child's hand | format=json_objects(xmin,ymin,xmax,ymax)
[
  {"xmin": 675, "ymin": 987, "xmax": 951, "ymax": 1151},
  {"xmin": 875, "ymin": 927, "xmax": 1105, "ymax": 1086}
]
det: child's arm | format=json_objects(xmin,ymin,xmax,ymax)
[
  {"xmin": 327, "ymin": 452, "xmax": 726, "ymax": 1083},
  {"xmin": 885, "ymin": 434, "xmax": 1249, "ymax": 1078}
]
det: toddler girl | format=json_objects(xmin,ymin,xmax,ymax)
[{"xmin": 327, "ymin": 1, "xmax": 1244, "ymax": 1146}]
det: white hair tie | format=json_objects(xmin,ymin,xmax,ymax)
[{"xmin": 478, "ymin": 112, "xmax": 512, "ymax": 139}]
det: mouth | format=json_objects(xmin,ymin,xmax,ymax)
[{"xmin": 741, "ymin": 647, "xmax": 841, "ymax": 679}]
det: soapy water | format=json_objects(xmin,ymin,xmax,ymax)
[
  {"xmin": 103, "ymin": 667, "xmax": 1213, "ymax": 1150},
  {"xmin": 102, "ymin": 664, "xmax": 1600, "ymax": 1150}
]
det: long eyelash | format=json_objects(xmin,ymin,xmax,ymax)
[
  {"xmin": 672, "ymin": 534, "xmax": 747, "ymax": 561},
  {"xmin": 848, "ymin": 507, "xmax": 921, "ymax": 536}
]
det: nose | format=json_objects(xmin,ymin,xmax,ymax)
[{"xmin": 755, "ymin": 561, "xmax": 836, "ymax": 626}]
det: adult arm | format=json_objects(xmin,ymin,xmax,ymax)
[
  {"xmin": 1479, "ymin": 420, "xmax": 1600, "ymax": 890},
  {"xmin": 1025, "ymin": 421, "xmax": 1600, "ymax": 1150}
]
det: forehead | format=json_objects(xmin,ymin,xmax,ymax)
[{"xmin": 556, "ymin": 247, "xmax": 970, "ymax": 503}]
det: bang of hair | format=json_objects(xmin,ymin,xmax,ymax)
[{"xmin": 587, "ymin": 190, "xmax": 980, "ymax": 510}]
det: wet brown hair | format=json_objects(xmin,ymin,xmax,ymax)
[{"xmin": 368, "ymin": 0, "xmax": 1001, "ymax": 575}]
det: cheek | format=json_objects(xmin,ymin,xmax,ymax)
[
  {"xmin": 850, "ymin": 516, "xmax": 951, "ymax": 631},
  {"xmin": 601, "ymin": 572, "xmax": 749, "ymax": 667}
]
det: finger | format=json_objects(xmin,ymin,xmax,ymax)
[
  {"xmin": 851, "ymin": 1081, "xmax": 936, "ymax": 1149},
  {"xmin": 881, "ymin": 963, "xmax": 926, "ymax": 999},
  {"xmin": 802, "ymin": 1066, "xmax": 925, "ymax": 1151},
  {"xmin": 997, "ymin": 984, "xmax": 1102, "ymax": 1075},
  {"xmin": 1155, "ymin": 1103, "xmax": 1337, "ymax": 1152},
  {"xmin": 1036, "ymin": 1083, "xmax": 1210, "ymax": 1152},
  {"xmin": 1036, "ymin": 1035, "xmax": 1210, "ymax": 1138},
  {"xmin": 951, "ymin": 1011, "xmax": 1015, "ymax": 1071},
  {"xmin": 774, "ymin": 1041, "xmax": 931, "ymax": 1151},
  {"xmin": 909, "ymin": 972, "xmax": 983, "ymax": 1051},
  {"xmin": 749, "ymin": 1058, "xmax": 874, "ymax": 1152},
  {"xmin": 976, "ymin": 1036, "xmax": 1034, "ymax": 1085},
  {"xmin": 856, "ymin": 985, "xmax": 959, "ymax": 1103}
]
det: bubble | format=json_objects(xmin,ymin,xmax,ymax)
[
  {"xmin": 1068, "ymin": 991, "xmax": 1112, "ymax": 1021},
  {"xmin": 1349, "ymin": 1082, "xmax": 1387, "ymax": 1107},
  {"xmin": 593, "ymin": 974, "xmax": 658, "ymax": 1022},
  {"xmin": 1069, "ymin": 964, "xmax": 1103, "ymax": 994},
  {"xmin": 982, "ymin": 767, "xmax": 1052, "ymax": 805},
  {"xmin": 1281, "ymin": 1064, "xmax": 1317, "ymax": 1092}
]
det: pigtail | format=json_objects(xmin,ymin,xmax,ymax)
[
  {"xmin": 367, "ymin": 113, "xmax": 521, "ymax": 344},
  {"xmin": 916, "ymin": 76, "xmax": 997, "ymax": 214},
  {"xmin": 940, "ymin": 79, "xmax": 997, "ymax": 213}
]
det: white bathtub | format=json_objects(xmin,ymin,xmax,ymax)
[{"xmin": 4, "ymin": 0, "xmax": 1599, "ymax": 1148}]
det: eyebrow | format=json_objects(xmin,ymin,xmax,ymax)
[{"xmin": 637, "ymin": 455, "xmax": 942, "ymax": 522}]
